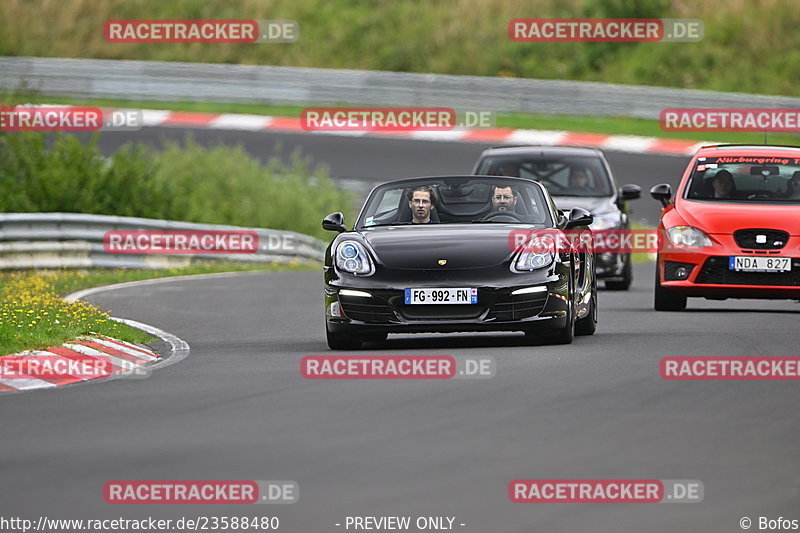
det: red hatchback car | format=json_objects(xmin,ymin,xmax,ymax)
[{"xmin": 651, "ymin": 144, "xmax": 800, "ymax": 311}]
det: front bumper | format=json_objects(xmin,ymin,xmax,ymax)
[
  {"xmin": 595, "ymin": 251, "xmax": 626, "ymax": 279},
  {"xmin": 325, "ymin": 272, "xmax": 571, "ymax": 335},
  {"xmin": 659, "ymin": 235, "xmax": 800, "ymax": 298}
]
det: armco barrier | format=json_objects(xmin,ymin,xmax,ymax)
[
  {"xmin": 2, "ymin": 57, "xmax": 800, "ymax": 119},
  {"xmin": 0, "ymin": 213, "xmax": 326, "ymax": 269}
]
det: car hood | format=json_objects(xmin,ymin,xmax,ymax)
[
  {"xmin": 552, "ymin": 196, "xmax": 615, "ymax": 214},
  {"xmin": 676, "ymin": 200, "xmax": 800, "ymax": 235},
  {"xmin": 360, "ymin": 225, "xmax": 522, "ymax": 269}
]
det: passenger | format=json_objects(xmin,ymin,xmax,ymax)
[
  {"xmin": 569, "ymin": 167, "xmax": 592, "ymax": 190},
  {"xmin": 408, "ymin": 186, "xmax": 438, "ymax": 224},
  {"xmin": 712, "ymin": 170, "xmax": 735, "ymax": 199}
]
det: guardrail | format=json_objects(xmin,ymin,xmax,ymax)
[
  {"xmin": 0, "ymin": 213, "xmax": 327, "ymax": 269},
  {"xmin": 2, "ymin": 57, "xmax": 800, "ymax": 119}
]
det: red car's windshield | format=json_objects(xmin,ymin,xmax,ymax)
[{"xmin": 684, "ymin": 155, "xmax": 800, "ymax": 202}]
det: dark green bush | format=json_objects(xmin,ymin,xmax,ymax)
[{"xmin": 0, "ymin": 132, "xmax": 355, "ymax": 240}]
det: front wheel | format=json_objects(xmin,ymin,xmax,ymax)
[
  {"xmin": 654, "ymin": 264, "xmax": 687, "ymax": 311},
  {"xmin": 575, "ymin": 278, "xmax": 597, "ymax": 336},
  {"xmin": 326, "ymin": 323, "xmax": 362, "ymax": 350},
  {"xmin": 549, "ymin": 306, "xmax": 575, "ymax": 344},
  {"xmin": 605, "ymin": 254, "xmax": 632, "ymax": 290}
]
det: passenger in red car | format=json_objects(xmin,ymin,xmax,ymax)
[{"xmin": 712, "ymin": 170, "xmax": 735, "ymax": 199}]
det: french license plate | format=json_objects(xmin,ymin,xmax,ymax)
[
  {"xmin": 404, "ymin": 288, "xmax": 478, "ymax": 305},
  {"xmin": 729, "ymin": 256, "xmax": 791, "ymax": 272}
]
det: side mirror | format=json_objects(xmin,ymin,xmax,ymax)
[
  {"xmin": 650, "ymin": 184, "xmax": 673, "ymax": 208},
  {"xmin": 620, "ymin": 184, "xmax": 642, "ymax": 200},
  {"xmin": 564, "ymin": 207, "xmax": 593, "ymax": 229},
  {"xmin": 322, "ymin": 212, "xmax": 347, "ymax": 233}
]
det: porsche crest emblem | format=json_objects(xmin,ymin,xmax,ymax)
[{"xmin": 437, "ymin": 259, "xmax": 447, "ymax": 266}]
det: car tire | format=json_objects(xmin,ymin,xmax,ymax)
[
  {"xmin": 547, "ymin": 275, "xmax": 576, "ymax": 344},
  {"xmin": 575, "ymin": 277, "xmax": 597, "ymax": 336},
  {"xmin": 654, "ymin": 264, "xmax": 687, "ymax": 311},
  {"xmin": 326, "ymin": 323, "xmax": 362, "ymax": 350},
  {"xmin": 605, "ymin": 254, "xmax": 632, "ymax": 290},
  {"xmin": 549, "ymin": 305, "xmax": 575, "ymax": 344}
]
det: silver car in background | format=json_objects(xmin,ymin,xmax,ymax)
[{"xmin": 473, "ymin": 146, "xmax": 641, "ymax": 290}]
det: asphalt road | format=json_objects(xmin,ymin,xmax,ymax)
[
  {"xmin": 91, "ymin": 127, "xmax": 689, "ymax": 225},
  {"xmin": 2, "ymin": 263, "xmax": 800, "ymax": 532}
]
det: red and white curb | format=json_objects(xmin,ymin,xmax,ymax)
[
  {"xmin": 0, "ymin": 335, "xmax": 159, "ymax": 392},
  {"xmin": 128, "ymin": 108, "xmax": 709, "ymax": 156},
  {"xmin": 32, "ymin": 103, "xmax": 706, "ymax": 157},
  {"xmin": 0, "ymin": 301, "xmax": 190, "ymax": 394}
]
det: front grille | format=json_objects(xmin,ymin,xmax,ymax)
[
  {"xmin": 397, "ymin": 302, "xmax": 485, "ymax": 321},
  {"xmin": 488, "ymin": 292, "xmax": 548, "ymax": 321},
  {"xmin": 339, "ymin": 295, "xmax": 395, "ymax": 323},
  {"xmin": 664, "ymin": 260, "xmax": 694, "ymax": 281},
  {"xmin": 695, "ymin": 256, "xmax": 800, "ymax": 286},
  {"xmin": 734, "ymin": 229, "xmax": 788, "ymax": 250}
]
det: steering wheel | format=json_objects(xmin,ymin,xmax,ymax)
[
  {"xmin": 747, "ymin": 193, "xmax": 771, "ymax": 199},
  {"xmin": 481, "ymin": 210, "xmax": 525, "ymax": 222}
]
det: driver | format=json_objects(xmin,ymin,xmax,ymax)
[
  {"xmin": 491, "ymin": 185, "xmax": 518, "ymax": 212},
  {"xmin": 786, "ymin": 171, "xmax": 800, "ymax": 199}
]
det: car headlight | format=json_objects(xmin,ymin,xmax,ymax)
[
  {"xmin": 511, "ymin": 235, "xmax": 555, "ymax": 272},
  {"xmin": 335, "ymin": 240, "xmax": 374, "ymax": 275},
  {"xmin": 590, "ymin": 212, "xmax": 621, "ymax": 230},
  {"xmin": 666, "ymin": 226, "xmax": 713, "ymax": 247}
]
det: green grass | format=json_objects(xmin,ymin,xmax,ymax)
[
  {"xmin": 29, "ymin": 95, "xmax": 800, "ymax": 147},
  {"xmin": 0, "ymin": 273, "xmax": 153, "ymax": 355},
  {"xmin": 0, "ymin": 262, "xmax": 317, "ymax": 355},
  {"xmin": 2, "ymin": 0, "xmax": 800, "ymax": 97}
]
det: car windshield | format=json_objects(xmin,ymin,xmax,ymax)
[
  {"xmin": 684, "ymin": 155, "xmax": 800, "ymax": 202},
  {"xmin": 357, "ymin": 177, "xmax": 552, "ymax": 228},
  {"xmin": 475, "ymin": 154, "xmax": 613, "ymax": 197}
]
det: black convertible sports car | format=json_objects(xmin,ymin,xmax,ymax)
[{"xmin": 322, "ymin": 176, "xmax": 597, "ymax": 349}]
